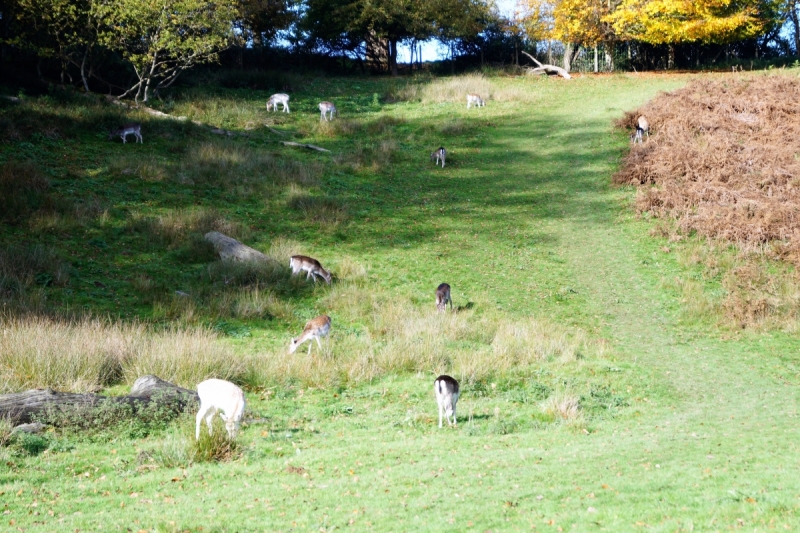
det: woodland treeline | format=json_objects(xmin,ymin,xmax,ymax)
[{"xmin": 1, "ymin": 0, "xmax": 800, "ymax": 99}]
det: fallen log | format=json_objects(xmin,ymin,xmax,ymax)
[
  {"xmin": 282, "ymin": 141, "xmax": 330, "ymax": 153},
  {"xmin": 204, "ymin": 231, "xmax": 271, "ymax": 263},
  {"xmin": 521, "ymin": 51, "xmax": 572, "ymax": 80},
  {"xmin": 0, "ymin": 375, "xmax": 198, "ymax": 426}
]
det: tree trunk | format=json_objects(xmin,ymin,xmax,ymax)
[
  {"xmin": 389, "ymin": 39, "xmax": 398, "ymax": 76},
  {"xmin": 594, "ymin": 44, "xmax": 598, "ymax": 73},
  {"xmin": 80, "ymin": 47, "xmax": 91, "ymax": 92},
  {"xmin": 563, "ymin": 43, "xmax": 573, "ymax": 72},
  {"xmin": 204, "ymin": 231, "xmax": 272, "ymax": 263},
  {"xmin": 792, "ymin": 4, "xmax": 800, "ymax": 57},
  {"xmin": 668, "ymin": 44, "xmax": 675, "ymax": 69},
  {"xmin": 0, "ymin": 375, "xmax": 199, "ymax": 426}
]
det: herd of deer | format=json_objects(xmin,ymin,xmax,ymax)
[
  {"xmin": 195, "ymin": 252, "xmax": 460, "ymax": 438},
  {"xmin": 106, "ymin": 90, "xmax": 650, "ymax": 439}
]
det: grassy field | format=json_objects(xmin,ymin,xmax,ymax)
[{"xmin": 2, "ymin": 69, "xmax": 800, "ymax": 532}]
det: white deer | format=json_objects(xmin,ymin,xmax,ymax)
[
  {"xmin": 434, "ymin": 375, "xmax": 460, "ymax": 427},
  {"xmin": 266, "ymin": 93, "xmax": 290, "ymax": 113},
  {"xmin": 466, "ymin": 94, "xmax": 485, "ymax": 109},
  {"xmin": 431, "ymin": 147, "xmax": 446, "ymax": 168},
  {"xmin": 436, "ymin": 283, "xmax": 452, "ymax": 312},
  {"xmin": 289, "ymin": 315, "xmax": 332, "ymax": 355},
  {"xmin": 290, "ymin": 255, "xmax": 332, "ymax": 284},
  {"xmin": 109, "ymin": 123, "xmax": 143, "ymax": 144},
  {"xmin": 195, "ymin": 379, "xmax": 246, "ymax": 440},
  {"xmin": 319, "ymin": 101, "xmax": 337, "ymax": 121},
  {"xmin": 631, "ymin": 115, "xmax": 650, "ymax": 144}
]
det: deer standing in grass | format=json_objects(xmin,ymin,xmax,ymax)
[
  {"xmin": 319, "ymin": 101, "xmax": 337, "ymax": 121},
  {"xmin": 431, "ymin": 147, "xmax": 446, "ymax": 168},
  {"xmin": 434, "ymin": 375, "xmax": 460, "ymax": 427},
  {"xmin": 195, "ymin": 379, "xmax": 246, "ymax": 440},
  {"xmin": 289, "ymin": 315, "xmax": 331, "ymax": 355},
  {"xmin": 631, "ymin": 115, "xmax": 650, "ymax": 144},
  {"xmin": 266, "ymin": 93, "xmax": 290, "ymax": 113},
  {"xmin": 290, "ymin": 255, "xmax": 332, "ymax": 284},
  {"xmin": 109, "ymin": 123, "xmax": 142, "ymax": 144},
  {"xmin": 466, "ymin": 94, "xmax": 485, "ymax": 108},
  {"xmin": 436, "ymin": 283, "xmax": 452, "ymax": 312}
]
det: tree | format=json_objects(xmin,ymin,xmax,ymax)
[
  {"xmin": 300, "ymin": 0, "xmax": 489, "ymax": 75},
  {"xmin": 238, "ymin": 0, "xmax": 294, "ymax": 47},
  {"xmin": 93, "ymin": 0, "xmax": 240, "ymax": 102},
  {"xmin": 9, "ymin": 0, "xmax": 100, "ymax": 89},
  {"xmin": 606, "ymin": 0, "xmax": 781, "ymax": 46}
]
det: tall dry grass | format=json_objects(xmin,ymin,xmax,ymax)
[
  {"xmin": 390, "ymin": 73, "xmax": 540, "ymax": 105},
  {"xmin": 245, "ymin": 281, "xmax": 602, "ymax": 388},
  {"xmin": 0, "ymin": 316, "xmax": 240, "ymax": 393}
]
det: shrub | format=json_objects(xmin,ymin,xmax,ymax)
[{"xmin": 0, "ymin": 161, "xmax": 51, "ymax": 224}]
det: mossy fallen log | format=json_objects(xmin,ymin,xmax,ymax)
[{"xmin": 0, "ymin": 375, "xmax": 198, "ymax": 425}]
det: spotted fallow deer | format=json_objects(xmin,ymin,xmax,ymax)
[
  {"xmin": 466, "ymin": 93, "xmax": 485, "ymax": 109},
  {"xmin": 436, "ymin": 283, "xmax": 452, "ymax": 312},
  {"xmin": 289, "ymin": 315, "xmax": 331, "ymax": 355},
  {"xmin": 631, "ymin": 115, "xmax": 650, "ymax": 144},
  {"xmin": 431, "ymin": 147, "xmax": 446, "ymax": 168},
  {"xmin": 266, "ymin": 93, "xmax": 290, "ymax": 113},
  {"xmin": 290, "ymin": 255, "xmax": 332, "ymax": 284},
  {"xmin": 434, "ymin": 375, "xmax": 460, "ymax": 427},
  {"xmin": 319, "ymin": 101, "xmax": 337, "ymax": 121},
  {"xmin": 109, "ymin": 123, "xmax": 143, "ymax": 144},
  {"xmin": 195, "ymin": 378, "xmax": 246, "ymax": 440}
]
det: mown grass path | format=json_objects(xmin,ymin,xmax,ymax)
[{"xmin": 496, "ymin": 74, "xmax": 800, "ymax": 530}]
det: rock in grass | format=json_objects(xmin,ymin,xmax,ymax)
[
  {"xmin": 12, "ymin": 422, "xmax": 46, "ymax": 434},
  {"xmin": 204, "ymin": 231, "xmax": 270, "ymax": 263}
]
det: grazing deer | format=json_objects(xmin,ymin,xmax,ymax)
[
  {"xmin": 631, "ymin": 115, "xmax": 650, "ymax": 144},
  {"xmin": 290, "ymin": 255, "xmax": 332, "ymax": 284},
  {"xmin": 431, "ymin": 147, "xmax": 446, "ymax": 168},
  {"xmin": 195, "ymin": 379, "xmax": 246, "ymax": 440},
  {"xmin": 319, "ymin": 101, "xmax": 337, "ymax": 121},
  {"xmin": 289, "ymin": 315, "xmax": 331, "ymax": 355},
  {"xmin": 434, "ymin": 375, "xmax": 460, "ymax": 428},
  {"xmin": 109, "ymin": 123, "xmax": 142, "ymax": 144},
  {"xmin": 466, "ymin": 93, "xmax": 485, "ymax": 109},
  {"xmin": 266, "ymin": 93, "xmax": 290, "ymax": 113},
  {"xmin": 436, "ymin": 283, "xmax": 452, "ymax": 312}
]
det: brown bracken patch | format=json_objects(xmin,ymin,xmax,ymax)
[{"xmin": 614, "ymin": 76, "xmax": 800, "ymax": 264}]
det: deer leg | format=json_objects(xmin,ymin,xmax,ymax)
[{"xmin": 196, "ymin": 404, "xmax": 212, "ymax": 440}]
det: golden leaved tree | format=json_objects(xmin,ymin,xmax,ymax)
[
  {"xmin": 605, "ymin": 0, "xmax": 782, "ymax": 59},
  {"xmin": 521, "ymin": 0, "xmax": 620, "ymax": 71},
  {"xmin": 521, "ymin": 0, "xmax": 780, "ymax": 70}
]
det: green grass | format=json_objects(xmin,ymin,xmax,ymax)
[{"xmin": 3, "ymin": 70, "xmax": 800, "ymax": 531}]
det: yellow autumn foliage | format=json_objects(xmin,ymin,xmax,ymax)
[
  {"xmin": 605, "ymin": 0, "xmax": 779, "ymax": 44},
  {"xmin": 520, "ymin": 0, "xmax": 779, "ymax": 45}
]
